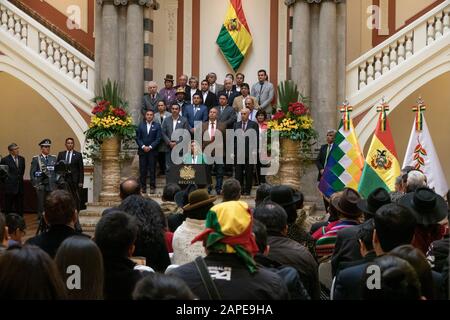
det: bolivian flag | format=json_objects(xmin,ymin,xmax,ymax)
[
  {"xmin": 358, "ymin": 105, "xmax": 401, "ymax": 198},
  {"xmin": 216, "ymin": 0, "xmax": 252, "ymax": 71}
]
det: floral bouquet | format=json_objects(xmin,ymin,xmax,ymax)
[
  {"xmin": 85, "ymin": 80, "xmax": 136, "ymax": 142},
  {"xmin": 267, "ymin": 81, "xmax": 317, "ymax": 141}
]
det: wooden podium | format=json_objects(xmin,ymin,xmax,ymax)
[{"xmin": 167, "ymin": 164, "xmax": 211, "ymax": 186}]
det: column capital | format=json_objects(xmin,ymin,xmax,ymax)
[
  {"xmin": 96, "ymin": 0, "xmax": 159, "ymax": 10},
  {"xmin": 284, "ymin": 0, "xmax": 344, "ymax": 7}
]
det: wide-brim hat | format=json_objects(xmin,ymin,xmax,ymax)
[
  {"xmin": 357, "ymin": 187, "xmax": 391, "ymax": 217},
  {"xmin": 183, "ymin": 189, "xmax": 217, "ymax": 212},
  {"xmin": 164, "ymin": 74, "xmax": 174, "ymax": 82},
  {"xmin": 176, "ymin": 87, "xmax": 186, "ymax": 95},
  {"xmin": 265, "ymin": 185, "xmax": 301, "ymax": 208},
  {"xmin": 399, "ymin": 187, "xmax": 448, "ymax": 226},
  {"xmin": 333, "ymin": 187, "xmax": 362, "ymax": 217}
]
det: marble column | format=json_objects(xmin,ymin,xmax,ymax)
[
  {"xmin": 125, "ymin": 2, "xmax": 144, "ymax": 123},
  {"xmin": 291, "ymin": 1, "xmax": 311, "ymax": 97},
  {"xmin": 118, "ymin": 5, "xmax": 127, "ymax": 91},
  {"xmin": 100, "ymin": 2, "xmax": 119, "ymax": 83},
  {"xmin": 94, "ymin": 2, "xmax": 103, "ymax": 93},
  {"xmin": 317, "ymin": 0, "xmax": 337, "ymax": 142},
  {"xmin": 336, "ymin": 1, "xmax": 347, "ymax": 114}
]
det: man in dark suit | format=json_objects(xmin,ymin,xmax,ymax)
[
  {"xmin": 162, "ymin": 104, "xmax": 190, "ymax": 174},
  {"xmin": 136, "ymin": 110, "xmax": 161, "ymax": 194},
  {"xmin": 174, "ymin": 87, "xmax": 190, "ymax": 118},
  {"xmin": 316, "ymin": 129, "xmax": 336, "ymax": 210},
  {"xmin": 333, "ymin": 203, "xmax": 416, "ymax": 300},
  {"xmin": 200, "ymin": 79, "xmax": 218, "ymax": 110},
  {"xmin": 202, "ymin": 108, "xmax": 226, "ymax": 195},
  {"xmin": 206, "ymin": 72, "xmax": 224, "ymax": 96},
  {"xmin": 57, "ymin": 138, "xmax": 84, "ymax": 211},
  {"xmin": 142, "ymin": 81, "xmax": 163, "ymax": 115},
  {"xmin": 217, "ymin": 94, "xmax": 237, "ymax": 129},
  {"xmin": 0, "ymin": 143, "xmax": 25, "ymax": 216},
  {"xmin": 218, "ymin": 78, "xmax": 239, "ymax": 107},
  {"xmin": 234, "ymin": 108, "xmax": 259, "ymax": 195},
  {"xmin": 184, "ymin": 93, "xmax": 208, "ymax": 132}
]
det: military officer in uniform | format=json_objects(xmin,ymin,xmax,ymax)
[{"xmin": 30, "ymin": 139, "xmax": 57, "ymax": 233}]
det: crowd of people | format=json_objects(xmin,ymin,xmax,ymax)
[{"xmin": 0, "ymin": 166, "xmax": 448, "ymax": 300}]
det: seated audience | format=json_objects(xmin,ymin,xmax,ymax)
[
  {"xmin": 102, "ymin": 178, "xmax": 141, "ymax": 216},
  {"xmin": 254, "ymin": 201, "xmax": 319, "ymax": 299},
  {"xmin": 5, "ymin": 213, "xmax": 26, "ymax": 247},
  {"xmin": 0, "ymin": 246, "xmax": 66, "ymax": 299},
  {"xmin": 172, "ymin": 189, "xmax": 217, "ymax": 265},
  {"xmin": 255, "ymin": 183, "xmax": 272, "ymax": 208},
  {"xmin": 95, "ymin": 211, "xmax": 150, "ymax": 300},
  {"xmin": 0, "ymin": 214, "xmax": 6, "ymax": 255},
  {"xmin": 169, "ymin": 200, "xmax": 289, "ymax": 300},
  {"xmin": 26, "ymin": 190, "xmax": 88, "ymax": 258},
  {"xmin": 222, "ymin": 178, "xmax": 241, "ymax": 202},
  {"xmin": 55, "ymin": 236, "xmax": 104, "ymax": 300},
  {"xmin": 118, "ymin": 195, "xmax": 171, "ymax": 273},
  {"xmin": 133, "ymin": 273, "xmax": 196, "ymax": 300}
]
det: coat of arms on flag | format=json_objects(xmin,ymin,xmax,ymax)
[{"xmin": 216, "ymin": 0, "xmax": 253, "ymax": 71}]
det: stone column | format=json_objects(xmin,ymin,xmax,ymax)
[
  {"xmin": 94, "ymin": 2, "xmax": 103, "ymax": 93},
  {"xmin": 291, "ymin": 1, "xmax": 311, "ymax": 97},
  {"xmin": 336, "ymin": 1, "xmax": 347, "ymax": 112},
  {"xmin": 125, "ymin": 2, "xmax": 144, "ymax": 123},
  {"xmin": 317, "ymin": 0, "xmax": 337, "ymax": 142},
  {"xmin": 118, "ymin": 5, "xmax": 128, "ymax": 91},
  {"xmin": 99, "ymin": 1, "xmax": 119, "ymax": 83}
]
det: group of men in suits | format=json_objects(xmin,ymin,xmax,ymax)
[
  {"xmin": 0, "ymin": 138, "xmax": 84, "ymax": 222},
  {"xmin": 138, "ymin": 70, "xmax": 273, "ymax": 194}
]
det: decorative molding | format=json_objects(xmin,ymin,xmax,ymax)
[
  {"xmin": 96, "ymin": 0, "xmax": 160, "ymax": 9},
  {"xmin": 284, "ymin": 0, "xmax": 344, "ymax": 6}
]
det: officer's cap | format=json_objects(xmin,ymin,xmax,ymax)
[{"xmin": 39, "ymin": 139, "xmax": 52, "ymax": 147}]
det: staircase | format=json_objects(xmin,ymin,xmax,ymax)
[
  {"xmin": 346, "ymin": 0, "xmax": 450, "ymax": 147},
  {"xmin": 0, "ymin": 0, "xmax": 94, "ymax": 117}
]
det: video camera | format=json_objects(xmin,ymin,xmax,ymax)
[
  {"xmin": 55, "ymin": 160, "xmax": 70, "ymax": 176},
  {"xmin": 0, "ymin": 164, "xmax": 8, "ymax": 183}
]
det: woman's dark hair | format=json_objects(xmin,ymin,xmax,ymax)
[
  {"xmin": 254, "ymin": 201, "xmax": 288, "ymax": 234},
  {"xmin": 0, "ymin": 246, "xmax": 67, "ymax": 299},
  {"xmin": 55, "ymin": 236, "xmax": 104, "ymax": 300},
  {"xmin": 162, "ymin": 184, "xmax": 181, "ymax": 202},
  {"xmin": 255, "ymin": 183, "xmax": 272, "ymax": 207},
  {"xmin": 362, "ymin": 255, "xmax": 422, "ymax": 300},
  {"xmin": 252, "ymin": 219, "xmax": 268, "ymax": 254},
  {"xmin": 133, "ymin": 273, "xmax": 196, "ymax": 300},
  {"xmin": 255, "ymin": 109, "xmax": 267, "ymax": 120},
  {"xmin": 95, "ymin": 210, "xmax": 138, "ymax": 257},
  {"xmin": 389, "ymin": 245, "xmax": 435, "ymax": 300},
  {"xmin": 5, "ymin": 213, "xmax": 26, "ymax": 235},
  {"xmin": 118, "ymin": 195, "xmax": 166, "ymax": 248}
]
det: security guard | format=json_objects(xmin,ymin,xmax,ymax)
[{"xmin": 30, "ymin": 139, "xmax": 57, "ymax": 232}]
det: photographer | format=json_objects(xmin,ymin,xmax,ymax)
[
  {"xmin": 56, "ymin": 138, "xmax": 84, "ymax": 211},
  {"xmin": 1, "ymin": 143, "xmax": 25, "ymax": 216},
  {"xmin": 30, "ymin": 139, "xmax": 57, "ymax": 233}
]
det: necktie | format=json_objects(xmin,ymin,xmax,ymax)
[
  {"xmin": 194, "ymin": 106, "xmax": 198, "ymax": 116},
  {"xmin": 325, "ymin": 144, "xmax": 332, "ymax": 165},
  {"xmin": 44, "ymin": 156, "xmax": 48, "ymax": 165},
  {"xmin": 227, "ymin": 91, "xmax": 230, "ymax": 98},
  {"xmin": 14, "ymin": 157, "xmax": 18, "ymax": 168},
  {"xmin": 211, "ymin": 122, "xmax": 215, "ymax": 139},
  {"xmin": 242, "ymin": 122, "xmax": 246, "ymax": 131},
  {"xmin": 259, "ymin": 83, "xmax": 264, "ymax": 104}
]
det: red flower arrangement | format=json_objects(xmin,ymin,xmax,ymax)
[
  {"xmin": 92, "ymin": 100, "xmax": 110, "ymax": 115},
  {"xmin": 272, "ymin": 111, "xmax": 286, "ymax": 120},
  {"xmin": 288, "ymin": 102, "xmax": 309, "ymax": 116},
  {"xmin": 112, "ymin": 107, "xmax": 127, "ymax": 118}
]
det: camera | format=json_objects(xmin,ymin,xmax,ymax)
[{"xmin": 0, "ymin": 165, "xmax": 9, "ymax": 183}]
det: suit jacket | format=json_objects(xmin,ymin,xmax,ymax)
[
  {"xmin": 209, "ymin": 83, "xmax": 224, "ymax": 96},
  {"xmin": 142, "ymin": 92, "xmax": 163, "ymax": 114},
  {"xmin": 175, "ymin": 85, "xmax": 192, "ymax": 102},
  {"xmin": 56, "ymin": 150, "xmax": 84, "ymax": 185},
  {"xmin": 201, "ymin": 121, "xmax": 226, "ymax": 151},
  {"xmin": 0, "ymin": 155, "xmax": 25, "ymax": 194},
  {"xmin": 184, "ymin": 104, "xmax": 209, "ymax": 129},
  {"xmin": 233, "ymin": 120, "xmax": 259, "ymax": 161},
  {"xmin": 136, "ymin": 121, "xmax": 162, "ymax": 155},
  {"xmin": 182, "ymin": 153, "xmax": 205, "ymax": 164},
  {"xmin": 232, "ymin": 95, "xmax": 259, "ymax": 113},
  {"xmin": 174, "ymin": 100, "xmax": 190, "ymax": 118},
  {"xmin": 200, "ymin": 91, "xmax": 218, "ymax": 110},
  {"xmin": 251, "ymin": 81, "xmax": 275, "ymax": 113},
  {"xmin": 162, "ymin": 116, "xmax": 190, "ymax": 146},
  {"xmin": 187, "ymin": 88, "xmax": 201, "ymax": 104},
  {"xmin": 217, "ymin": 105, "xmax": 237, "ymax": 129},
  {"xmin": 316, "ymin": 143, "xmax": 333, "ymax": 181},
  {"xmin": 218, "ymin": 89, "xmax": 239, "ymax": 107},
  {"xmin": 30, "ymin": 154, "xmax": 57, "ymax": 191},
  {"xmin": 154, "ymin": 111, "xmax": 172, "ymax": 126}
]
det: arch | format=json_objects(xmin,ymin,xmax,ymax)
[
  {"xmin": 0, "ymin": 54, "xmax": 88, "ymax": 148},
  {"xmin": 355, "ymin": 55, "xmax": 450, "ymax": 148}
]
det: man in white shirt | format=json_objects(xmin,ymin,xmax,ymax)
[{"xmin": 207, "ymin": 72, "xmax": 224, "ymax": 95}]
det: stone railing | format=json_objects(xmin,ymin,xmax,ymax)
[
  {"xmin": 347, "ymin": 0, "xmax": 450, "ymax": 96},
  {"xmin": 0, "ymin": 0, "xmax": 94, "ymax": 92}
]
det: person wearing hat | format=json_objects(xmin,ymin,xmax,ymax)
[
  {"xmin": 331, "ymin": 187, "xmax": 391, "ymax": 276},
  {"xmin": 399, "ymin": 187, "xmax": 448, "ymax": 254},
  {"xmin": 169, "ymin": 200, "xmax": 289, "ymax": 300},
  {"xmin": 267, "ymin": 185, "xmax": 316, "ymax": 259},
  {"xmin": 30, "ymin": 139, "xmax": 57, "ymax": 232},
  {"xmin": 159, "ymin": 74, "xmax": 176, "ymax": 106},
  {"xmin": 172, "ymin": 189, "xmax": 217, "ymax": 265},
  {"xmin": 0, "ymin": 143, "xmax": 25, "ymax": 216},
  {"xmin": 316, "ymin": 188, "xmax": 363, "ymax": 259},
  {"xmin": 175, "ymin": 74, "xmax": 192, "ymax": 103},
  {"xmin": 174, "ymin": 86, "xmax": 189, "ymax": 117}
]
